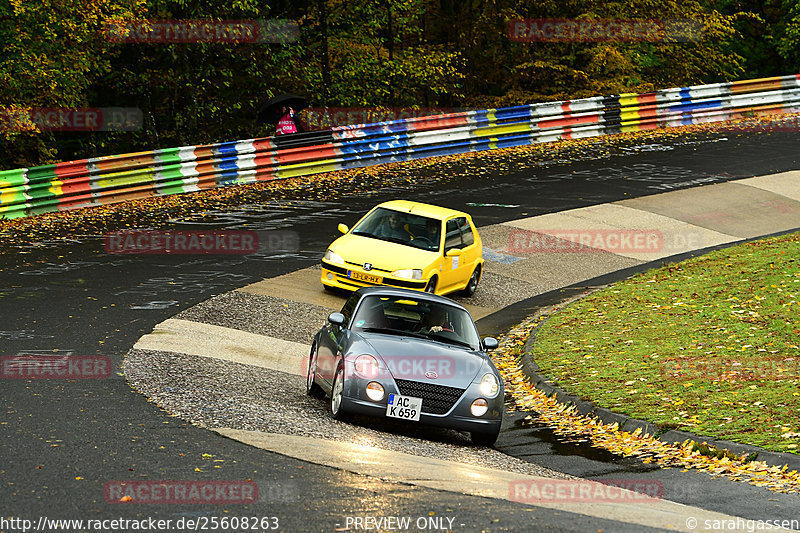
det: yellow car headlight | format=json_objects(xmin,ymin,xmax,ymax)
[
  {"xmin": 391, "ymin": 268, "xmax": 423, "ymax": 280},
  {"xmin": 324, "ymin": 249, "xmax": 344, "ymax": 265}
]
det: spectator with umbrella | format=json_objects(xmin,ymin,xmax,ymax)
[{"xmin": 259, "ymin": 94, "xmax": 308, "ymax": 135}]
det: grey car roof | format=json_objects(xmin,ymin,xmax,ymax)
[{"xmin": 353, "ymin": 286, "xmax": 469, "ymax": 312}]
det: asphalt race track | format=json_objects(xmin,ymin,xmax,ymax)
[{"xmin": 1, "ymin": 129, "xmax": 799, "ymax": 532}]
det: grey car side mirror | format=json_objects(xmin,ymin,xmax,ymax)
[
  {"xmin": 328, "ymin": 312, "xmax": 346, "ymax": 327},
  {"xmin": 482, "ymin": 337, "xmax": 498, "ymax": 350}
]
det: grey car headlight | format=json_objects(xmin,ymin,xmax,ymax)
[
  {"xmin": 391, "ymin": 268, "xmax": 423, "ymax": 279},
  {"xmin": 354, "ymin": 354, "xmax": 381, "ymax": 379},
  {"xmin": 366, "ymin": 381, "xmax": 385, "ymax": 401},
  {"xmin": 479, "ymin": 373, "xmax": 500, "ymax": 398},
  {"xmin": 470, "ymin": 398, "xmax": 489, "ymax": 417},
  {"xmin": 324, "ymin": 249, "xmax": 344, "ymax": 265}
]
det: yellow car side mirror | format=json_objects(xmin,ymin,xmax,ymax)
[{"xmin": 338, "ymin": 223, "xmax": 349, "ymax": 234}]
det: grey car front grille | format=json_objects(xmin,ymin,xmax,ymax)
[{"xmin": 394, "ymin": 379, "xmax": 466, "ymax": 415}]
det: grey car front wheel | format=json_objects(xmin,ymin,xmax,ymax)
[
  {"xmin": 471, "ymin": 429, "xmax": 499, "ymax": 447},
  {"xmin": 329, "ymin": 364, "xmax": 351, "ymax": 421}
]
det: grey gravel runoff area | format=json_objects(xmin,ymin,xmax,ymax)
[{"xmin": 125, "ymin": 347, "xmax": 572, "ymax": 480}]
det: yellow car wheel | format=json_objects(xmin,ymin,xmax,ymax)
[
  {"xmin": 462, "ymin": 265, "xmax": 481, "ymax": 297},
  {"xmin": 424, "ymin": 276, "xmax": 437, "ymax": 294}
]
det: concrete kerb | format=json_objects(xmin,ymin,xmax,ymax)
[{"xmin": 504, "ymin": 234, "xmax": 800, "ymax": 473}]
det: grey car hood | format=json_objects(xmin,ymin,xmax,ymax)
[{"xmin": 359, "ymin": 333, "xmax": 486, "ymax": 388}]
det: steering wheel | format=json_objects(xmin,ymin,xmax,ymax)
[{"xmin": 412, "ymin": 236, "xmax": 434, "ymax": 247}]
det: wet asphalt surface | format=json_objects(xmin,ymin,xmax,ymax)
[{"xmin": 1, "ymin": 130, "xmax": 799, "ymax": 532}]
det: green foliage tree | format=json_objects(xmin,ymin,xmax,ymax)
[
  {"xmin": 284, "ymin": 0, "xmax": 465, "ymax": 108},
  {"xmin": 94, "ymin": 0, "xmax": 305, "ymax": 156},
  {"xmin": 0, "ymin": 0, "xmax": 145, "ymax": 166},
  {"xmin": 706, "ymin": 0, "xmax": 796, "ymax": 78},
  {"xmin": 776, "ymin": 0, "xmax": 800, "ymax": 70},
  {"xmin": 439, "ymin": 0, "xmax": 748, "ymax": 106},
  {"xmin": 0, "ymin": 0, "xmax": 795, "ymax": 169}
]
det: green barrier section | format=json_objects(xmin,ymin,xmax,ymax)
[{"xmin": 0, "ymin": 169, "xmax": 29, "ymax": 219}]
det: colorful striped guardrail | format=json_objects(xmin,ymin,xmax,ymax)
[{"xmin": 1, "ymin": 74, "xmax": 798, "ymax": 220}]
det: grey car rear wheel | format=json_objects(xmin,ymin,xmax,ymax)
[{"xmin": 306, "ymin": 344, "xmax": 324, "ymax": 398}]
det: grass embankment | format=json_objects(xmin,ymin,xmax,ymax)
[{"xmin": 529, "ymin": 231, "xmax": 800, "ymax": 454}]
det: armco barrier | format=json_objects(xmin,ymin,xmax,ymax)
[{"xmin": 1, "ymin": 74, "xmax": 798, "ymax": 220}]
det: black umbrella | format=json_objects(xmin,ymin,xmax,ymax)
[{"xmin": 258, "ymin": 94, "xmax": 309, "ymax": 123}]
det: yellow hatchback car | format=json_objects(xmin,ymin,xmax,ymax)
[{"xmin": 321, "ymin": 200, "xmax": 483, "ymax": 296}]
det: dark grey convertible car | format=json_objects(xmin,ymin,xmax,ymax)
[{"xmin": 306, "ymin": 287, "xmax": 503, "ymax": 445}]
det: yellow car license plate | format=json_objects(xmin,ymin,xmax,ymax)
[{"xmin": 348, "ymin": 270, "xmax": 382, "ymax": 284}]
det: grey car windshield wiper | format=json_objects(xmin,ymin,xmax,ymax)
[
  {"xmin": 361, "ymin": 327, "xmax": 409, "ymax": 336},
  {"xmin": 362, "ymin": 328, "xmax": 433, "ymax": 341},
  {"xmin": 427, "ymin": 334, "xmax": 475, "ymax": 350}
]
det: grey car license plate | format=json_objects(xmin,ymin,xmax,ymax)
[{"xmin": 386, "ymin": 394, "xmax": 422, "ymax": 422}]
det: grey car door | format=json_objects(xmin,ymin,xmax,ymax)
[{"xmin": 318, "ymin": 294, "xmax": 357, "ymax": 387}]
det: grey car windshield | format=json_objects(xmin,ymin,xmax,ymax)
[
  {"xmin": 352, "ymin": 295, "xmax": 481, "ymax": 350},
  {"xmin": 351, "ymin": 208, "xmax": 441, "ymax": 252}
]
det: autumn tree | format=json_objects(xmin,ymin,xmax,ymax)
[
  {"xmin": 777, "ymin": 0, "xmax": 800, "ymax": 70},
  {"xmin": 0, "ymin": 0, "xmax": 794, "ymax": 169},
  {"xmin": 0, "ymin": 0, "xmax": 145, "ymax": 167},
  {"xmin": 436, "ymin": 0, "xmax": 748, "ymax": 106},
  {"xmin": 707, "ymin": 0, "xmax": 800, "ymax": 77},
  {"xmin": 286, "ymin": 0, "xmax": 465, "ymax": 107}
]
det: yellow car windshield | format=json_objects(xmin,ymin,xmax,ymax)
[{"xmin": 351, "ymin": 208, "xmax": 441, "ymax": 252}]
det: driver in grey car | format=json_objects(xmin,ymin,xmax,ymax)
[{"xmin": 419, "ymin": 306, "xmax": 452, "ymax": 334}]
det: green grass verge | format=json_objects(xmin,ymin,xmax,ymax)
[{"xmin": 529, "ymin": 231, "xmax": 800, "ymax": 453}]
